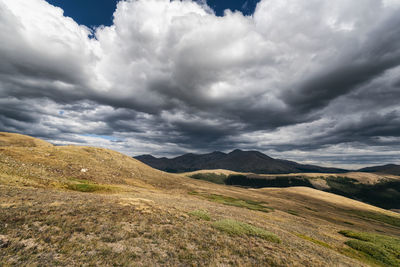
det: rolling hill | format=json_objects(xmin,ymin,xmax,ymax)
[
  {"xmin": 1, "ymin": 132, "xmax": 400, "ymax": 266},
  {"xmin": 135, "ymin": 149, "xmax": 347, "ymax": 174},
  {"xmin": 183, "ymin": 170, "xmax": 400, "ymax": 210}
]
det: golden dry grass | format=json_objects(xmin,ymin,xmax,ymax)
[
  {"xmin": 1, "ymin": 132, "xmax": 399, "ymax": 266},
  {"xmin": 262, "ymin": 187, "xmax": 393, "ymax": 214}
]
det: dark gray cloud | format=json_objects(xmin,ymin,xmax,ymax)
[
  {"xmin": 284, "ymin": 11, "xmax": 400, "ymax": 114},
  {"xmin": 0, "ymin": 0, "xmax": 400, "ymax": 168}
]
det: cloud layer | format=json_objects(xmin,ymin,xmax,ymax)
[{"xmin": 1, "ymin": 0, "xmax": 400, "ymax": 168}]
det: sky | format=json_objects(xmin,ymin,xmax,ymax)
[
  {"xmin": 45, "ymin": 0, "xmax": 260, "ymax": 26},
  {"xmin": 0, "ymin": 0, "xmax": 400, "ymax": 169}
]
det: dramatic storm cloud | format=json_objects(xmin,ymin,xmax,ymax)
[{"xmin": 0, "ymin": 0, "xmax": 400, "ymax": 168}]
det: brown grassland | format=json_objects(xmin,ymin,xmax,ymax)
[{"xmin": 0, "ymin": 132, "xmax": 399, "ymax": 266}]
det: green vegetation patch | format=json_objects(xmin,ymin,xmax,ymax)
[
  {"xmin": 190, "ymin": 192, "xmax": 273, "ymax": 213},
  {"xmin": 65, "ymin": 179, "xmax": 115, "ymax": 193},
  {"xmin": 295, "ymin": 233, "xmax": 332, "ymax": 249},
  {"xmin": 189, "ymin": 173, "xmax": 227, "ymax": 185},
  {"xmin": 213, "ymin": 219, "xmax": 280, "ymax": 243},
  {"xmin": 339, "ymin": 230, "xmax": 400, "ymax": 266},
  {"xmin": 348, "ymin": 210, "xmax": 400, "ymax": 228},
  {"xmin": 188, "ymin": 210, "xmax": 211, "ymax": 221}
]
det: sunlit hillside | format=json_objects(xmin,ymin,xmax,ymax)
[{"xmin": 0, "ymin": 132, "xmax": 399, "ymax": 266}]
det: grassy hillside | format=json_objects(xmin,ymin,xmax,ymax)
[
  {"xmin": 1, "ymin": 132, "xmax": 400, "ymax": 266},
  {"xmin": 185, "ymin": 170, "xmax": 400, "ymax": 210}
]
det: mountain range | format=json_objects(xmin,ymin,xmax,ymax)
[
  {"xmin": 134, "ymin": 149, "xmax": 400, "ymax": 175},
  {"xmin": 136, "ymin": 149, "xmax": 399, "ymax": 174},
  {"xmin": 136, "ymin": 150, "xmax": 343, "ymax": 174},
  {"xmin": 359, "ymin": 164, "xmax": 400, "ymax": 176}
]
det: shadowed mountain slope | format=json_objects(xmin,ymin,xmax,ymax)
[{"xmin": 135, "ymin": 149, "xmax": 347, "ymax": 174}]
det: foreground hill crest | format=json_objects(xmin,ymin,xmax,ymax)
[{"xmin": 0, "ymin": 132, "xmax": 52, "ymax": 148}]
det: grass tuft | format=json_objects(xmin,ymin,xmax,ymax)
[
  {"xmin": 339, "ymin": 230, "xmax": 400, "ymax": 266},
  {"xmin": 213, "ymin": 219, "xmax": 280, "ymax": 243},
  {"xmin": 188, "ymin": 210, "xmax": 211, "ymax": 221}
]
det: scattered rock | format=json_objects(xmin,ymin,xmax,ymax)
[
  {"xmin": 80, "ymin": 168, "xmax": 88, "ymax": 173},
  {"xmin": 106, "ymin": 241, "xmax": 125, "ymax": 253},
  {"xmin": 0, "ymin": 235, "xmax": 10, "ymax": 248},
  {"xmin": 20, "ymin": 238, "xmax": 37, "ymax": 250}
]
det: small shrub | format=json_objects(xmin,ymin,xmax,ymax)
[
  {"xmin": 213, "ymin": 219, "xmax": 280, "ymax": 243},
  {"xmin": 188, "ymin": 210, "xmax": 211, "ymax": 221}
]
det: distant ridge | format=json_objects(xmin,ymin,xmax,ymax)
[
  {"xmin": 135, "ymin": 149, "xmax": 348, "ymax": 174},
  {"xmin": 359, "ymin": 164, "xmax": 400, "ymax": 176}
]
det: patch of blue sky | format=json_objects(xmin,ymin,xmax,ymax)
[{"xmin": 45, "ymin": 0, "xmax": 260, "ymax": 28}]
